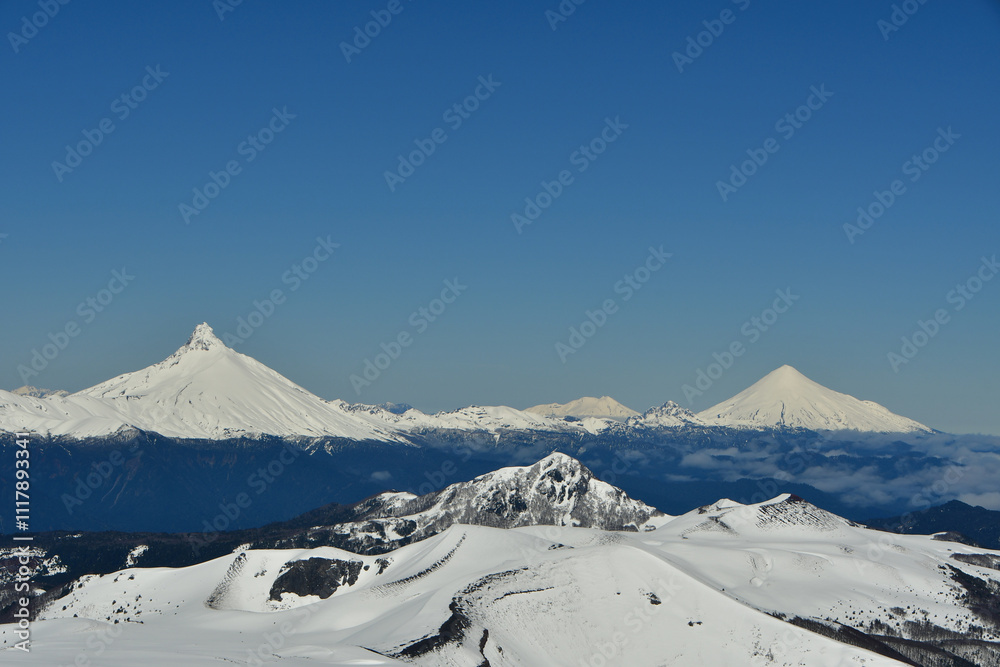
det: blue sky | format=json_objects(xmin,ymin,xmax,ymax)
[{"xmin": 2, "ymin": 0, "xmax": 999, "ymax": 434}]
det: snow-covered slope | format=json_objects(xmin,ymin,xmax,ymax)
[
  {"xmin": 525, "ymin": 395, "xmax": 639, "ymax": 420},
  {"xmin": 0, "ymin": 324, "xmax": 406, "ymax": 441},
  {"xmin": 648, "ymin": 495, "xmax": 1000, "ymax": 664},
  {"xmin": 13, "ymin": 511, "xmax": 999, "ymax": 665},
  {"xmin": 0, "ymin": 528, "xmax": 885, "ymax": 666},
  {"xmin": 5, "ymin": 452, "xmax": 999, "ymax": 665},
  {"xmin": 0, "ymin": 389, "xmax": 137, "ymax": 438},
  {"xmin": 698, "ymin": 365, "xmax": 932, "ymax": 433}
]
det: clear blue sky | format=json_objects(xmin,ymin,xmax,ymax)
[{"xmin": 3, "ymin": 0, "xmax": 999, "ymax": 434}]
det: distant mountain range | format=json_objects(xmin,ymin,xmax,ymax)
[
  {"xmin": 0, "ymin": 323, "xmax": 933, "ymax": 440},
  {"xmin": 11, "ymin": 385, "xmax": 68, "ymax": 399},
  {"xmin": 3, "ymin": 323, "xmax": 998, "ymax": 537}
]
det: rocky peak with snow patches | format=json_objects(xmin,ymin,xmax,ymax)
[
  {"xmin": 279, "ymin": 453, "xmax": 670, "ymax": 555},
  {"xmin": 391, "ymin": 452, "xmax": 666, "ymax": 532},
  {"xmin": 627, "ymin": 400, "xmax": 706, "ymax": 428}
]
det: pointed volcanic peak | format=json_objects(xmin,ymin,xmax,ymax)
[
  {"xmin": 696, "ymin": 365, "xmax": 932, "ymax": 433},
  {"xmin": 525, "ymin": 396, "xmax": 639, "ymax": 421},
  {"xmin": 72, "ymin": 323, "xmax": 405, "ymax": 442}
]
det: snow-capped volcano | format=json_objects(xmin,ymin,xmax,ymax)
[
  {"xmin": 525, "ymin": 396, "xmax": 639, "ymax": 421},
  {"xmin": 697, "ymin": 365, "xmax": 932, "ymax": 433},
  {"xmin": 75, "ymin": 323, "xmax": 405, "ymax": 441},
  {"xmin": 1, "ymin": 324, "xmax": 404, "ymax": 442}
]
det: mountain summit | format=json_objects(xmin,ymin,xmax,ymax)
[
  {"xmin": 0, "ymin": 324, "xmax": 403, "ymax": 441},
  {"xmin": 72, "ymin": 323, "xmax": 404, "ymax": 441},
  {"xmin": 183, "ymin": 322, "xmax": 226, "ymax": 351},
  {"xmin": 697, "ymin": 365, "xmax": 931, "ymax": 433},
  {"xmin": 525, "ymin": 396, "xmax": 639, "ymax": 421}
]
